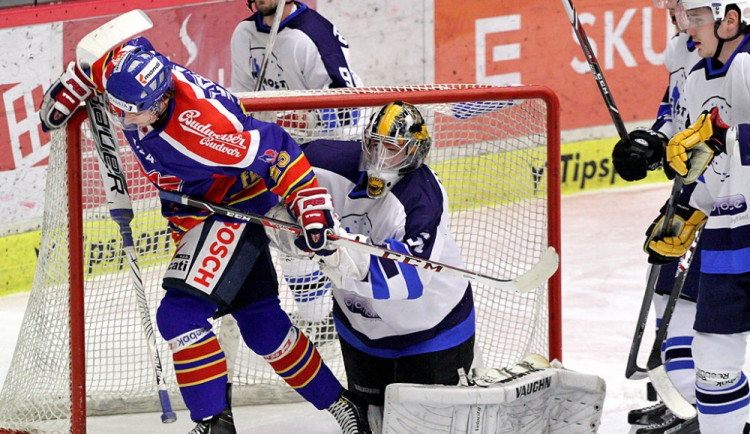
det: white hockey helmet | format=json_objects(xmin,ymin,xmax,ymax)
[
  {"xmin": 676, "ymin": 0, "xmax": 750, "ymax": 30},
  {"xmin": 653, "ymin": 0, "xmax": 678, "ymax": 9},
  {"xmin": 359, "ymin": 101, "xmax": 432, "ymax": 199}
]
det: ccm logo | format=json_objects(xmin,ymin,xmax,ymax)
[{"xmin": 192, "ymin": 222, "xmax": 242, "ymax": 288}]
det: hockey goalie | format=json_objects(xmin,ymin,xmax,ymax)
[{"xmin": 381, "ymin": 354, "xmax": 606, "ymax": 434}]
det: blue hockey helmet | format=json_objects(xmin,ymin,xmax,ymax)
[{"xmin": 106, "ymin": 47, "xmax": 173, "ymax": 116}]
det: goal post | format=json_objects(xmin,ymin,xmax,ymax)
[{"xmin": 0, "ymin": 84, "xmax": 561, "ymax": 433}]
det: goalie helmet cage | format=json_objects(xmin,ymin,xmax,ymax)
[{"xmin": 0, "ymin": 84, "xmax": 561, "ymax": 434}]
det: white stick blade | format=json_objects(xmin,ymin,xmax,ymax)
[
  {"xmin": 513, "ymin": 247, "xmax": 560, "ymax": 293},
  {"xmin": 76, "ymin": 9, "xmax": 154, "ymax": 68},
  {"xmin": 648, "ymin": 365, "xmax": 697, "ymax": 420}
]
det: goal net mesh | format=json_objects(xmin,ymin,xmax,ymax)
[{"xmin": 0, "ymin": 84, "xmax": 560, "ymax": 433}]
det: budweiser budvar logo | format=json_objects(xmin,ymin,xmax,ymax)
[{"xmin": 178, "ymin": 110, "xmax": 247, "ymax": 157}]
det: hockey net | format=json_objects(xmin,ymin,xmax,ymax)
[{"xmin": 0, "ymin": 84, "xmax": 561, "ymax": 433}]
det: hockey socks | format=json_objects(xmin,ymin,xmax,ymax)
[
  {"xmin": 171, "ymin": 331, "xmax": 228, "ymax": 421},
  {"xmin": 263, "ymin": 326, "xmax": 342, "ymax": 409}
]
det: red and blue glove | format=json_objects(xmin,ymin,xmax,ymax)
[
  {"xmin": 39, "ymin": 61, "xmax": 95, "ymax": 132},
  {"xmin": 287, "ymin": 187, "xmax": 339, "ymax": 255}
]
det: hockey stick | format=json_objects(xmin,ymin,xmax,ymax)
[
  {"xmin": 253, "ymin": 0, "xmax": 286, "ymax": 91},
  {"xmin": 86, "ymin": 94, "xmax": 176, "ymax": 422},
  {"xmin": 560, "ymin": 0, "xmax": 687, "ymax": 380},
  {"xmin": 560, "ymin": 0, "xmax": 629, "ymax": 140},
  {"xmin": 646, "ymin": 228, "xmax": 701, "ymax": 420},
  {"xmin": 74, "ymin": 11, "xmax": 174, "ymax": 423},
  {"xmin": 624, "ymin": 177, "xmax": 684, "ymax": 380},
  {"xmin": 76, "ymin": 9, "xmax": 153, "ymax": 69},
  {"xmin": 159, "ymin": 191, "xmax": 559, "ymax": 293}
]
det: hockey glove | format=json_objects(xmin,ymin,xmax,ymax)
[
  {"xmin": 39, "ymin": 61, "xmax": 95, "ymax": 132},
  {"xmin": 287, "ymin": 187, "xmax": 339, "ymax": 255},
  {"xmin": 666, "ymin": 107, "xmax": 729, "ymax": 183},
  {"xmin": 612, "ymin": 128, "xmax": 667, "ymax": 181},
  {"xmin": 644, "ymin": 200, "xmax": 706, "ymax": 264}
]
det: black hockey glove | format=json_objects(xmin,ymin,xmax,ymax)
[
  {"xmin": 612, "ymin": 128, "xmax": 667, "ymax": 181},
  {"xmin": 644, "ymin": 199, "xmax": 706, "ymax": 265}
]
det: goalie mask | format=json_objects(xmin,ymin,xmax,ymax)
[
  {"xmin": 105, "ymin": 47, "xmax": 173, "ymax": 130},
  {"xmin": 359, "ymin": 101, "xmax": 432, "ymax": 199}
]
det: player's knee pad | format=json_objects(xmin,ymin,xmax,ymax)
[
  {"xmin": 156, "ymin": 288, "xmax": 216, "ymax": 340},
  {"xmin": 232, "ymin": 296, "xmax": 294, "ymax": 355}
]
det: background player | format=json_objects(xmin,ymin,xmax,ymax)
[
  {"xmin": 647, "ymin": 0, "xmax": 750, "ymax": 432},
  {"xmin": 611, "ymin": 1, "xmax": 703, "ymax": 432},
  {"xmin": 39, "ymin": 36, "xmax": 371, "ymax": 434}
]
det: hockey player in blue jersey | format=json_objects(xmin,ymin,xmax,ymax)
[
  {"xmin": 39, "ymin": 36, "xmax": 371, "ymax": 434},
  {"xmin": 610, "ymin": 1, "xmax": 704, "ymax": 432},
  {"xmin": 266, "ymin": 101, "xmax": 475, "ymax": 431},
  {"xmin": 645, "ymin": 1, "xmax": 750, "ymax": 432}
]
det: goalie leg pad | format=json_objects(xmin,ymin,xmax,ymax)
[{"xmin": 382, "ymin": 363, "xmax": 605, "ymax": 433}]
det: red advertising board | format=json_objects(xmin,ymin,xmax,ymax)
[{"xmin": 435, "ymin": 0, "xmax": 675, "ymax": 131}]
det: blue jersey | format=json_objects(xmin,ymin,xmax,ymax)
[{"xmin": 90, "ymin": 38, "xmax": 318, "ymax": 240}]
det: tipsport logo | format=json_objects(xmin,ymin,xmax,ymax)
[{"xmin": 711, "ymin": 194, "xmax": 748, "ymax": 217}]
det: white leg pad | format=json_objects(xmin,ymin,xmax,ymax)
[{"xmin": 382, "ymin": 361, "xmax": 605, "ymax": 433}]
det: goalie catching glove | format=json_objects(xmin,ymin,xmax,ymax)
[
  {"xmin": 666, "ymin": 107, "xmax": 729, "ymax": 183},
  {"xmin": 612, "ymin": 128, "xmax": 667, "ymax": 181},
  {"xmin": 644, "ymin": 200, "xmax": 706, "ymax": 264},
  {"xmin": 39, "ymin": 61, "xmax": 95, "ymax": 132}
]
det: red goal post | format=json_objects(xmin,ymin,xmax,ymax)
[{"xmin": 0, "ymin": 84, "xmax": 560, "ymax": 434}]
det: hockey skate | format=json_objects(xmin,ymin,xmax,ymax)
[
  {"xmin": 188, "ymin": 406, "xmax": 236, "ymax": 434},
  {"xmin": 627, "ymin": 401, "xmax": 669, "ymax": 425},
  {"xmin": 327, "ymin": 390, "xmax": 372, "ymax": 434},
  {"xmin": 634, "ymin": 412, "xmax": 698, "ymax": 434}
]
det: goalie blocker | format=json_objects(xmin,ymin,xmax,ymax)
[{"xmin": 381, "ymin": 355, "xmax": 605, "ymax": 434}]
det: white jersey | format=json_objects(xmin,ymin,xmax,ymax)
[
  {"xmin": 230, "ymin": 2, "xmax": 362, "ymax": 92},
  {"xmin": 653, "ymin": 32, "xmax": 701, "ymax": 138},
  {"xmin": 303, "ymin": 139, "xmax": 475, "ymax": 357},
  {"xmin": 682, "ymin": 33, "xmax": 750, "ymax": 274}
]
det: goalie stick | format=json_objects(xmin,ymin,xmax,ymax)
[
  {"xmin": 159, "ymin": 191, "xmax": 560, "ymax": 293},
  {"xmin": 646, "ymin": 229, "xmax": 701, "ymax": 420},
  {"xmin": 76, "ymin": 12, "xmax": 175, "ymax": 423}
]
